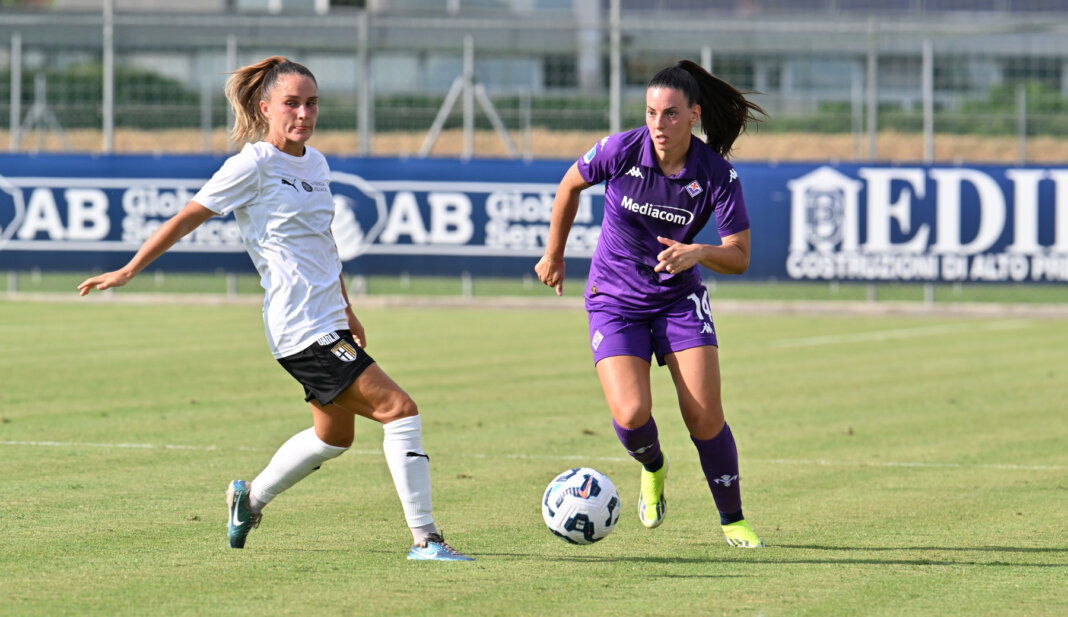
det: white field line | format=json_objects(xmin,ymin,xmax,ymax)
[
  {"xmin": 1, "ymin": 439, "xmax": 1062, "ymax": 472},
  {"xmin": 769, "ymin": 320, "xmax": 1032, "ymax": 348}
]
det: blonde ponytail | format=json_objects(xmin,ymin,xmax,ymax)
[{"xmin": 224, "ymin": 56, "xmax": 318, "ymax": 144}]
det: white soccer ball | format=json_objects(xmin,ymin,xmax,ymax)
[{"xmin": 541, "ymin": 467, "xmax": 621, "ymax": 544}]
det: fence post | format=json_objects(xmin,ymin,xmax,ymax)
[
  {"xmin": 922, "ymin": 39, "xmax": 934, "ymax": 163},
  {"xmin": 9, "ymin": 32, "xmax": 22, "ymax": 151},
  {"xmin": 608, "ymin": 0, "xmax": 621, "ymax": 135},
  {"xmin": 462, "ymin": 35, "xmax": 474, "ymax": 160},
  {"xmin": 200, "ymin": 69, "xmax": 212, "ymax": 153},
  {"xmin": 226, "ymin": 34, "xmax": 238, "ymax": 153},
  {"xmin": 350, "ymin": 275, "xmax": 367, "ymax": 296},
  {"xmin": 866, "ymin": 17, "xmax": 878, "ymax": 161},
  {"xmin": 357, "ymin": 10, "xmax": 372, "ymax": 156},
  {"xmin": 102, "ymin": 0, "xmax": 115, "ymax": 154},
  {"xmin": 520, "ymin": 86, "xmax": 532, "ymax": 161},
  {"xmin": 461, "ymin": 271, "xmax": 473, "ymax": 298},
  {"xmin": 1016, "ymin": 83, "xmax": 1027, "ymax": 165}
]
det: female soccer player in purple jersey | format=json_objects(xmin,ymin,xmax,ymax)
[{"xmin": 535, "ymin": 59, "xmax": 766, "ymax": 547}]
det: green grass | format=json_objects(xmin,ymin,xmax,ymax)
[
  {"xmin": 1, "ymin": 298, "xmax": 1066, "ymax": 616},
  {"xmin": 6, "ymin": 270, "xmax": 1068, "ymax": 305}
]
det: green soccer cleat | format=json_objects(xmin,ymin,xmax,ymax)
[
  {"xmin": 722, "ymin": 519, "xmax": 764, "ymax": 548},
  {"xmin": 638, "ymin": 452, "xmax": 669, "ymax": 529},
  {"xmin": 226, "ymin": 480, "xmax": 261, "ymax": 549}
]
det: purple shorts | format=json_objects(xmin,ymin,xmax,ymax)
[{"xmin": 587, "ymin": 287, "xmax": 718, "ymax": 366}]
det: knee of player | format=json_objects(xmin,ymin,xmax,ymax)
[
  {"xmin": 611, "ymin": 403, "xmax": 654, "ymax": 428},
  {"xmin": 380, "ymin": 393, "xmax": 419, "ymax": 423}
]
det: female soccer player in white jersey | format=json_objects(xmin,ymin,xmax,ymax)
[
  {"xmin": 78, "ymin": 56, "xmax": 472, "ymax": 561},
  {"xmin": 535, "ymin": 60, "xmax": 766, "ymax": 547}
]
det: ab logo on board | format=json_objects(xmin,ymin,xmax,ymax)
[{"xmin": 0, "ymin": 174, "xmax": 27, "ymax": 250}]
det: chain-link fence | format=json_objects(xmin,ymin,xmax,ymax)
[{"xmin": 4, "ymin": 0, "xmax": 1068, "ymax": 162}]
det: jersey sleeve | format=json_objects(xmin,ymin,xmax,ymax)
[
  {"xmin": 713, "ymin": 165, "xmax": 751, "ymax": 238},
  {"xmin": 192, "ymin": 149, "xmax": 261, "ymax": 216},
  {"xmin": 575, "ymin": 134, "xmax": 618, "ymax": 186}
]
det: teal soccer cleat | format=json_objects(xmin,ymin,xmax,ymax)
[
  {"xmin": 226, "ymin": 480, "xmax": 261, "ymax": 549},
  {"xmin": 407, "ymin": 533, "xmax": 474, "ymax": 561}
]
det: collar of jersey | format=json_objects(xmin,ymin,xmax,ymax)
[{"xmin": 638, "ymin": 127, "xmax": 701, "ymax": 181}]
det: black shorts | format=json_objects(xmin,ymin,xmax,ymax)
[{"xmin": 277, "ymin": 330, "xmax": 376, "ymax": 405}]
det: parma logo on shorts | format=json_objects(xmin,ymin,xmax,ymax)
[{"xmin": 330, "ymin": 340, "xmax": 359, "ymax": 362}]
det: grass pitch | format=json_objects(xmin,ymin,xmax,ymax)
[{"xmin": 1, "ymin": 297, "xmax": 1065, "ymax": 617}]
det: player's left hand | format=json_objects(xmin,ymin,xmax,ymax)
[
  {"xmin": 654, "ymin": 236, "xmax": 700, "ymax": 274},
  {"xmin": 345, "ymin": 306, "xmax": 367, "ymax": 348}
]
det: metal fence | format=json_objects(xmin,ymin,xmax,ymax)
[{"xmin": 4, "ymin": 0, "xmax": 1068, "ymax": 162}]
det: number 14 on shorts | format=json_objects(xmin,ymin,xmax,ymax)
[{"xmin": 687, "ymin": 288, "xmax": 715, "ymax": 335}]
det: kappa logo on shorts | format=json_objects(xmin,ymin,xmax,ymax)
[
  {"xmin": 591, "ymin": 329, "xmax": 604, "ymax": 351},
  {"xmin": 331, "ymin": 340, "xmax": 359, "ymax": 362}
]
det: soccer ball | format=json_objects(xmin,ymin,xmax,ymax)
[{"xmin": 541, "ymin": 467, "xmax": 620, "ymax": 544}]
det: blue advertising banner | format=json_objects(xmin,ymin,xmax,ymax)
[{"xmin": 1, "ymin": 154, "xmax": 1066, "ymax": 283}]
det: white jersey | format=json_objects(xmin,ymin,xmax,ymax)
[{"xmin": 193, "ymin": 141, "xmax": 347, "ymax": 358}]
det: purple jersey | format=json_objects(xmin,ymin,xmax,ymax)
[{"xmin": 576, "ymin": 126, "xmax": 750, "ymax": 311}]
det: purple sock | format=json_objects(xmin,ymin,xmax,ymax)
[
  {"xmin": 613, "ymin": 417, "xmax": 663, "ymax": 471},
  {"xmin": 691, "ymin": 423, "xmax": 742, "ymax": 518}
]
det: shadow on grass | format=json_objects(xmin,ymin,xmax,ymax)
[
  {"xmin": 447, "ymin": 545, "xmax": 1067, "ymax": 569},
  {"xmin": 776, "ymin": 544, "xmax": 1067, "ymax": 554}
]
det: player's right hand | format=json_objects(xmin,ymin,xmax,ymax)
[
  {"xmin": 534, "ymin": 255, "xmax": 565, "ymax": 297},
  {"xmin": 78, "ymin": 270, "xmax": 133, "ymax": 296}
]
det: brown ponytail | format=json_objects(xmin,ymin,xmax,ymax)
[
  {"xmin": 225, "ymin": 56, "xmax": 318, "ymax": 144},
  {"xmin": 647, "ymin": 59, "xmax": 766, "ymax": 159}
]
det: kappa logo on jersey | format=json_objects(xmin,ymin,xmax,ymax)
[
  {"xmin": 712, "ymin": 474, "xmax": 738, "ymax": 487},
  {"xmin": 626, "ymin": 166, "xmax": 644, "ymax": 179},
  {"xmin": 331, "ymin": 340, "xmax": 359, "ymax": 362},
  {"xmin": 729, "ymin": 168, "xmax": 738, "ymax": 183},
  {"xmin": 685, "ymin": 180, "xmax": 703, "ymax": 197}
]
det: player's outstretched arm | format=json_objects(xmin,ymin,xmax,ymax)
[
  {"xmin": 78, "ymin": 201, "xmax": 216, "ymax": 296},
  {"xmin": 536, "ymin": 163, "xmax": 589, "ymax": 296}
]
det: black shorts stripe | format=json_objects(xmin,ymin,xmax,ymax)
[{"xmin": 276, "ymin": 330, "xmax": 375, "ymax": 405}]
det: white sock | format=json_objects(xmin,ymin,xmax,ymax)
[
  {"xmin": 249, "ymin": 427, "xmax": 347, "ymax": 513},
  {"xmin": 382, "ymin": 415, "xmax": 437, "ymax": 541}
]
